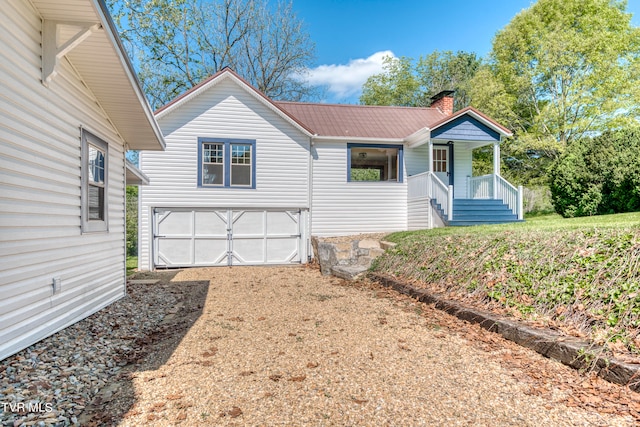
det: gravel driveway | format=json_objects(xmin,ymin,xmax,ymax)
[{"xmin": 105, "ymin": 266, "xmax": 636, "ymax": 426}]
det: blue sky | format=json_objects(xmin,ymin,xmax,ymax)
[{"xmin": 292, "ymin": 0, "xmax": 640, "ymax": 104}]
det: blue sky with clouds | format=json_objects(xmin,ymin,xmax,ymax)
[{"xmin": 292, "ymin": 0, "xmax": 640, "ymax": 104}]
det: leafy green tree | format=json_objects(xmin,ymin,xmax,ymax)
[
  {"xmin": 360, "ymin": 56, "xmax": 420, "ymax": 107},
  {"xmin": 471, "ymin": 0, "xmax": 640, "ymax": 160},
  {"xmin": 549, "ymin": 128, "xmax": 640, "ymax": 217},
  {"xmin": 107, "ymin": 0, "xmax": 317, "ymax": 109},
  {"xmin": 126, "ymin": 186, "xmax": 139, "ymax": 257},
  {"xmin": 360, "ymin": 51, "xmax": 481, "ymax": 110}
]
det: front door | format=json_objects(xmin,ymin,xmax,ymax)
[{"xmin": 433, "ymin": 145, "xmax": 451, "ymax": 185}]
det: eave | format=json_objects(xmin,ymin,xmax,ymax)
[{"xmin": 31, "ymin": 0, "xmax": 165, "ymax": 151}]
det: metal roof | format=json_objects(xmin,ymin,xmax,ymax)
[{"xmin": 276, "ymin": 102, "xmax": 446, "ymax": 139}]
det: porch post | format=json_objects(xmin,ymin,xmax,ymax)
[
  {"xmin": 517, "ymin": 185, "xmax": 524, "ymax": 220},
  {"xmin": 493, "ymin": 140, "xmax": 500, "ymax": 200},
  {"xmin": 428, "ymin": 139, "xmax": 434, "ymax": 173},
  {"xmin": 493, "ymin": 140, "xmax": 501, "ymax": 176}
]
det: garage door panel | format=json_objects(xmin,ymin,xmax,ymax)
[
  {"xmin": 267, "ymin": 211, "xmax": 299, "ymax": 236},
  {"xmin": 154, "ymin": 209, "xmax": 304, "ymax": 267},
  {"xmin": 157, "ymin": 211, "xmax": 192, "ymax": 235},
  {"xmin": 194, "ymin": 211, "xmax": 228, "ymax": 235},
  {"xmin": 194, "ymin": 239, "xmax": 228, "ymax": 265},
  {"xmin": 266, "ymin": 238, "xmax": 299, "ymax": 263},
  {"xmin": 157, "ymin": 238, "xmax": 192, "ymax": 266},
  {"xmin": 231, "ymin": 238, "xmax": 265, "ymax": 264},
  {"xmin": 231, "ymin": 211, "xmax": 265, "ymax": 236}
]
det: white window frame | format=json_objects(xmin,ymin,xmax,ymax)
[{"xmin": 81, "ymin": 129, "xmax": 108, "ymax": 233}]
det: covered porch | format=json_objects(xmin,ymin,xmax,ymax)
[{"xmin": 407, "ymin": 108, "xmax": 523, "ymax": 228}]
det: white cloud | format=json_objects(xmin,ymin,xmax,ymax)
[{"xmin": 300, "ymin": 50, "xmax": 396, "ymax": 101}]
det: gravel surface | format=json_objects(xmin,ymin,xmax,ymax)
[{"xmin": 2, "ymin": 266, "xmax": 639, "ymax": 426}]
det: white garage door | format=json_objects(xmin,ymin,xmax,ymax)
[{"xmin": 153, "ymin": 209, "xmax": 305, "ymax": 267}]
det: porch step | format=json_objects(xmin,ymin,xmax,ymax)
[{"xmin": 447, "ymin": 199, "xmax": 522, "ymax": 227}]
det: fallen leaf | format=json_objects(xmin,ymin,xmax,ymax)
[
  {"xmin": 228, "ymin": 406, "xmax": 242, "ymax": 418},
  {"xmin": 307, "ymin": 362, "xmax": 319, "ymax": 368},
  {"xmin": 269, "ymin": 374, "xmax": 283, "ymax": 382},
  {"xmin": 257, "ymin": 316, "xmax": 266, "ymax": 321},
  {"xmin": 166, "ymin": 394, "xmax": 183, "ymax": 401},
  {"xmin": 288, "ymin": 375, "xmax": 306, "ymax": 382},
  {"xmin": 352, "ymin": 398, "xmax": 368, "ymax": 404},
  {"xmin": 150, "ymin": 402, "xmax": 166, "ymax": 412},
  {"xmin": 176, "ymin": 412, "xmax": 187, "ymax": 421},
  {"xmin": 239, "ymin": 370, "xmax": 255, "ymax": 376}
]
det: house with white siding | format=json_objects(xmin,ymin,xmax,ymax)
[
  {"xmin": 0, "ymin": 0, "xmax": 165, "ymax": 360},
  {"xmin": 139, "ymin": 68, "xmax": 518, "ymax": 270}
]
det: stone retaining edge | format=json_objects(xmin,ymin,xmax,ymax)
[{"xmin": 370, "ymin": 273, "xmax": 640, "ymax": 392}]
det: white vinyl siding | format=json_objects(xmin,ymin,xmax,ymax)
[
  {"xmin": 453, "ymin": 144, "xmax": 473, "ymax": 198},
  {"xmin": 311, "ymin": 141, "xmax": 408, "ymax": 236},
  {"xmin": 0, "ymin": 0, "xmax": 127, "ymax": 360},
  {"xmin": 408, "ymin": 198, "xmax": 431, "ymax": 230},
  {"xmin": 404, "ymin": 144, "xmax": 430, "ymax": 177},
  {"xmin": 139, "ymin": 78, "xmax": 311, "ymax": 270}
]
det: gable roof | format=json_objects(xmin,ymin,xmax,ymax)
[
  {"xmin": 30, "ymin": 0, "xmax": 165, "ymax": 151},
  {"xmin": 430, "ymin": 106, "xmax": 513, "ymax": 138},
  {"xmin": 155, "ymin": 68, "xmax": 314, "ymax": 136},
  {"xmin": 155, "ymin": 67, "xmax": 511, "ymax": 143}
]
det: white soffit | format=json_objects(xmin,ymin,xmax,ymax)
[{"xmin": 30, "ymin": 0, "xmax": 165, "ymax": 151}]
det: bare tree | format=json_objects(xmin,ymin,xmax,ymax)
[{"xmin": 108, "ymin": 0, "xmax": 317, "ymax": 109}]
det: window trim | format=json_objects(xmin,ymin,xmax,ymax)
[
  {"xmin": 197, "ymin": 138, "xmax": 256, "ymax": 189},
  {"xmin": 81, "ymin": 129, "xmax": 109, "ymax": 233},
  {"xmin": 347, "ymin": 143, "xmax": 403, "ymax": 183}
]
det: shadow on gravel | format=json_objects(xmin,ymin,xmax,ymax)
[{"xmin": 79, "ymin": 271, "xmax": 210, "ymax": 427}]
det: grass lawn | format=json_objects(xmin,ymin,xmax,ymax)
[
  {"xmin": 126, "ymin": 256, "xmax": 137, "ymax": 276},
  {"xmin": 376, "ymin": 211, "xmax": 640, "ymax": 356}
]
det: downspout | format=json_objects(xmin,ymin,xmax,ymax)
[{"xmin": 307, "ymin": 135, "xmax": 316, "ymax": 262}]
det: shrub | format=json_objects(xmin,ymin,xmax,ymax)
[{"xmin": 550, "ymin": 128, "xmax": 640, "ymax": 217}]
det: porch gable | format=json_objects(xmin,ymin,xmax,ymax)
[{"xmin": 431, "ymin": 115, "xmax": 501, "ymax": 142}]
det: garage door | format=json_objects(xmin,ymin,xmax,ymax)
[{"xmin": 153, "ymin": 209, "xmax": 305, "ymax": 267}]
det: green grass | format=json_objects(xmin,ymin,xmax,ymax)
[
  {"xmin": 126, "ymin": 256, "xmax": 137, "ymax": 276},
  {"xmin": 375, "ymin": 211, "xmax": 640, "ymax": 355}
]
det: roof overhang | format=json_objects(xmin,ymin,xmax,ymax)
[
  {"xmin": 125, "ymin": 160, "xmax": 149, "ymax": 186},
  {"xmin": 31, "ymin": 0, "xmax": 165, "ymax": 151},
  {"xmin": 404, "ymin": 127, "xmax": 431, "ymax": 148},
  {"xmin": 311, "ymin": 135, "xmax": 406, "ymax": 144}
]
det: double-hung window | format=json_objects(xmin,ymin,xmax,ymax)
[
  {"xmin": 81, "ymin": 129, "xmax": 108, "ymax": 232},
  {"xmin": 198, "ymin": 138, "xmax": 256, "ymax": 188}
]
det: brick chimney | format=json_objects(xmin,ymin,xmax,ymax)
[{"xmin": 430, "ymin": 90, "xmax": 455, "ymax": 116}]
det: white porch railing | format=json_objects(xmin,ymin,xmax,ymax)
[
  {"xmin": 408, "ymin": 172, "xmax": 453, "ymax": 221},
  {"xmin": 468, "ymin": 174, "xmax": 493, "ymax": 199},
  {"xmin": 467, "ymin": 174, "xmax": 523, "ymax": 220}
]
